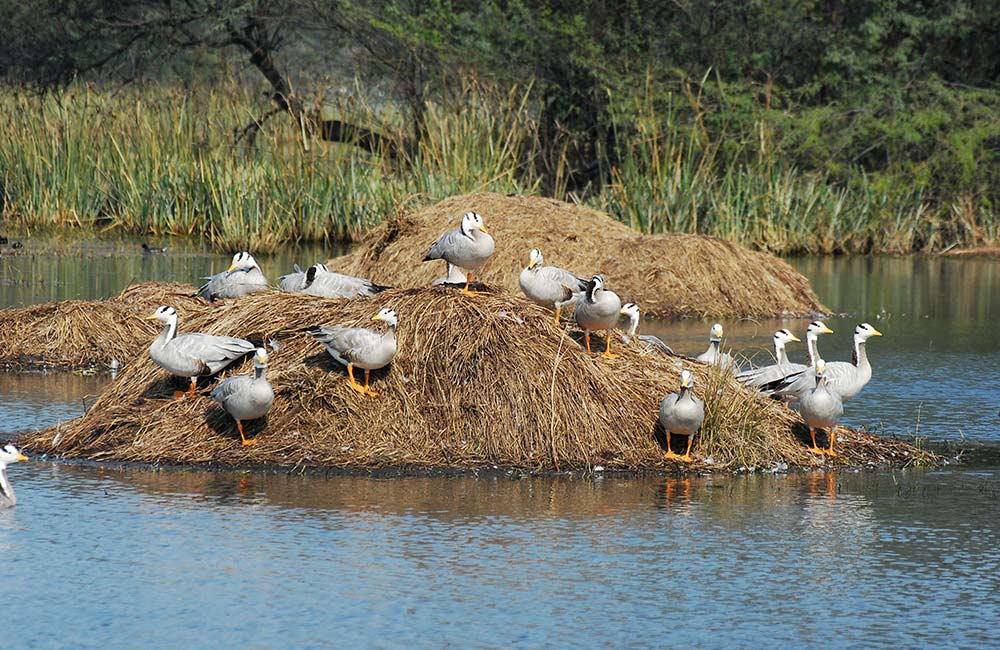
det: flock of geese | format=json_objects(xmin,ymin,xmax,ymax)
[{"xmin": 0, "ymin": 211, "xmax": 884, "ymax": 507}]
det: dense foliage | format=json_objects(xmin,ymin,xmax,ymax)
[{"xmin": 1, "ymin": 1, "xmax": 998, "ymax": 252}]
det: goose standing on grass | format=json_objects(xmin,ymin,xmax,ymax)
[
  {"xmin": 146, "ymin": 306, "xmax": 256, "ymax": 399},
  {"xmin": 697, "ymin": 324, "xmax": 739, "ymax": 374},
  {"xmin": 800, "ymin": 359, "xmax": 844, "ymax": 456},
  {"xmin": 423, "ymin": 212, "xmax": 494, "ymax": 296},
  {"xmin": 306, "ymin": 307, "xmax": 398, "ymax": 397},
  {"xmin": 620, "ymin": 303, "xmax": 674, "ymax": 354},
  {"xmin": 210, "ymin": 348, "xmax": 274, "ymax": 447},
  {"xmin": 518, "ymin": 248, "xmax": 589, "ymax": 326},
  {"xmin": 277, "ymin": 263, "xmax": 306, "ymax": 291},
  {"xmin": 432, "ymin": 263, "xmax": 468, "ymax": 286},
  {"xmin": 770, "ymin": 323, "xmax": 882, "ymax": 402},
  {"xmin": 197, "ymin": 252, "xmax": 270, "ymax": 302},
  {"xmin": 575, "ymin": 275, "xmax": 623, "ymax": 359},
  {"xmin": 0, "ymin": 444, "xmax": 29, "ymax": 508},
  {"xmin": 659, "ymin": 370, "xmax": 705, "ymax": 462},
  {"xmin": 294, "ymin": 263, "xmax": 391, "ymax": 299}
]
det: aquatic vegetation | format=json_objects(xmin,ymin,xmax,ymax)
[{"xmin": 1, "ymin": 82, "xmax": 996, "ymax": 254}]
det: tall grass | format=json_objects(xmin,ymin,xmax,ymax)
[{"xmin": 1, "ymin": 81, "xmax": 997, "ymax": 254}]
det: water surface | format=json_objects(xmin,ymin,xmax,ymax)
[{"xmin": 2, "ymin": 463, "xmax": 997, "ymax": 648}]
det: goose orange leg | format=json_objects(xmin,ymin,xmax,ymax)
[
  {"xmin": 808, "ymin": 428, "xmax": 825, "ymax": 454},
  {"xmin": 347, "ymin": 364, "xmax": 368, "ymax": 395},
  {"xmin": 826, "ymin": 429, "xmax": 838, "ymax": 457},
  {"xmin": 602, "ymin": 332, "xmax": 619, "ymax": 359},
  {"xmin": 238, "ymin": 421, "xmax": 256, "ymax": 446},
  {"xmin": 363, "ymin": 369, "xmax": 379, "ymax": 397},
  {"xmin": 679, "ymin": 435, "xmax": 694, "ymax": 462},
  {"xmin": 663, "ymin": 431, "xmax": 678, "ymax": 459},
  {"xmin": 462, "ymin": 273, "xmax": 478, "ymax": 296}
]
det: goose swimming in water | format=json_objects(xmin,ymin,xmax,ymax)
[
  {"xmin": 574, "ymin": 275, "xmax": 623, "ymax": 359},
  {"xmin": 306, "ymin": 307, "xmax": 398, "ymax": 397},
  {"xmin": 518, "ymin": 248, "xmax": 588, "ymax": 326},
  {"xmin": 659, "ymin": 370, "xmax": 705, "ymax": 462},
  {"xmin": 146, "ymin": 306, "xmax": 256, "ymax": 399},
  {"xmin": 197, "ymin": 252, "xmax": 270, "ymax": 302},
  {"xmin": 0, "ymin": 444, "xmax": 29, "ymax": 508},
  {"xmin": 210, "ymin": 348, "xmax": 275, "ymax": 446},
  {"xmin": 423, "ymin": 212, "xmax": 495, "ymax": 296}
]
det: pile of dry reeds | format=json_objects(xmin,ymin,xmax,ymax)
[
  {"xmin": 326, "ymin": 193, "xmax": 828, "ymax": 318},
  {"xmin": 16, "ymin": 285, "xmax": 928, "ymax": 472},
  {"xmin": 0, "ymin": 283, "xmax": 205, "ymax": 370}
]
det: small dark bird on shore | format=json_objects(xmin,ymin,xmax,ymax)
[{"xmin": 142, "ymin": 242, "xmax": 168, "ymax": 255}]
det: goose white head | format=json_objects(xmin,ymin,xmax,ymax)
[
  {"xmin": 372, "ymin": 307, "xmax": 399, "ymax": 328},
  {"xmin": 709, "ymin": 323, "xmax": 724, "ymax": 342},
  {"xmin": 620, "ymin": 302, "xmax": 640, "ymax": 337},
  {"xmin": 253, "ymin": 348, "xmax": 268, "ymax": 368},
  {"xmin": 460, "ymin": 211, "xmax": 489, "ymax": 236},
  {"xmin": 0, "ymin": 444, "xmax": 28, "ymax": 467},
  {"xmin": 774, "ymin": 328, "xmax": 801, "ymax": 345},
  {"xmin": 227, "ymin": 252, "xmax": 260, "ymax": 272},
  {"xmin": 679, "ymin": 369, "xmax": 694, "ymax": 389},
  {"xmin": 145, "ymin": 305, "xmax": 178, "ymax": 324},
  {"xmin": 527, "ymin": 248, "xmax": 543, "ymax": 269},
  {"xmin": 806, "ymin": 320, "xmax": 834, "ymax": 339},
  {"xmin": 814, "ymin": 359, "xmax": 829, "ymax": 385},
  {"xmin": 855, "ymin": 322, "xmax": 883, "ymax": 341}
]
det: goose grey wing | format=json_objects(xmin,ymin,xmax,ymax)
[
  {"xmin": 173, "ymin": 333, "xmax": 255, "ymax": 374},
  {"xmin": 196, "ymin": 271, "xmax": 227, "ymax": 301},
  {"xmin": 210, "ymin": 375, "xmax": 251, "ymax": 405},
  {"xmin": 306, "ymin": 273, "xmax": 389, "ymax": 298},
  {"xmin": 538, "ymin": 266, "xmax": 589, "ymax": 292},
  {"xmin": 278, "ymin": 270, "xmax": 307, "ymax": 292},
  {"xmin": 308, "ymin": 326, "xmax": 380, "ymax": 362},
  {"xmin": 638, "ymin": 334, "xmax": 674, "ymax": 355},
  {"xmin": 423, "ymin": 228, "xmax": 462, "ymax": 262},
  {"xmin": 737, "ymin": 362, "xmax": 807, "ymax": 391}
]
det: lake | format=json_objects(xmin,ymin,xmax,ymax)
[{"xmin": 1, "ymin": 239, "xmax": 998, "ymax": 647}]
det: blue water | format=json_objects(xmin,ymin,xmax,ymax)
[{"xmin": 1, "ymin": 464, "xmax": 998, "ymax": 648}]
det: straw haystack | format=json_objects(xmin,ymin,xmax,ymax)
[
  {"xmin": 0, "ymin": 282, "xmax": 205, "ymax": 370},
  {"xmin": 325, "ymin": 193, "xmax": 827, "ymax": 318},
  {"xmin": 17, "ymin": 286, "xmax": 927, "ymax": 472}
]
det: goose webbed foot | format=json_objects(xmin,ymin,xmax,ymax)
[{"xmin": 238, "ymin": 421, "xmax": 256, "ymax": 446}]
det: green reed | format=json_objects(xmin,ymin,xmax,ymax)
[{"xmin": 1, "ymin": 81, "xmax": 996, "ymax": 254}]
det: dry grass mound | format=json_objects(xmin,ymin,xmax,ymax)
[
  {"xmin": 326, "ymin": 193, "xmax": 827, "ymax": 318},
  {"xmin": 17, "ymin": 286, "xmax": 926, "ymax": 472},
  {"xmin": 0, "ymin": 282, "xmax": 206, "ymax": 370}
]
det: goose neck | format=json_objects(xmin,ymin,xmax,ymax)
[{"xmin": 0, "ymin": 466, "xmax": 14, "ymax": 506}]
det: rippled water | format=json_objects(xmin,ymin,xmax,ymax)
[{"xmin": 1, "ymin": 463, "xmax": 998, "ymax": 648}]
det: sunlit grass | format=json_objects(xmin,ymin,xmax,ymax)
[{"xmin": 1, "ymin": 81, "xmax": 996, "ymax": 253}]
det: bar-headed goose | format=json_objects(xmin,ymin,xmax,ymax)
[
  {"xmin": 696, "ymin": 323, "xmax": 739, "ymax": 374},
  {"xmin": 518, "ymin": 248, "xmax": 588, "ymax": 326},
  {"xmin": 620, "ymin": 303, "xmax": 674, "ymax": 354},
  {"xmin": 146, "ymin": 306, "xmax": 256, "ymax": 399},
  {"xmin": 306, "ymin": 307, "xmax": 398, "ymax": 397},
  {"xmin": 0, "ymin": 444, "xmax": 29, "ymax": 508},
  {"xmin": 210, "ymin": 348, "xmax": 275, "ymax": 446},
  {"xmin": 422, "ymin": 212, "xmax": 495, "ymax": 295},
  {"xmin": 771, "ymin": 323, "xmax": 882, "ymax": 403},
  {"xmin": 197, "ymin": 252, "xmax": 270, "ymax": 302},
  {"xmin": 292, "ymin": 263, "xmax": 390, "ymax": 299},
  {"xmin": 799, "ymin": 359, "xmax": 844, "ymax": 456},
  {"xmin": 659, "ymin": 370, "xmax": 705, "ymax": 462},
  {"xmin": 574, "ymin": 275, "xmax": 623, "ymax": 359}
]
